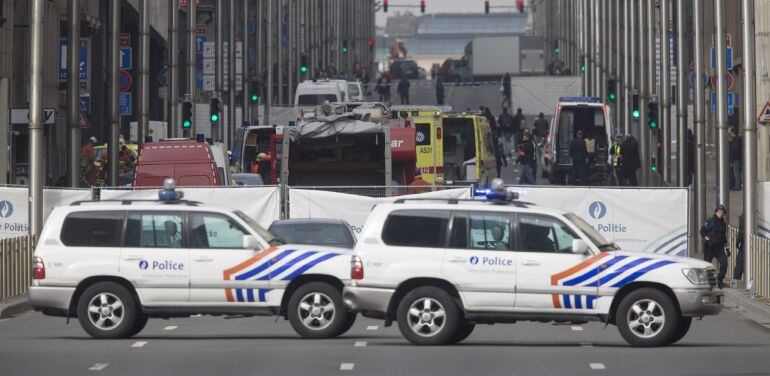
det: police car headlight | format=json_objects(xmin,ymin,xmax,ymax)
[{"xmin": 682, "ymin": 268, "xmax": 709, "ymax": 286}]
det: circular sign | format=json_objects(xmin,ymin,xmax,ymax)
[
  {"xmin": 710, "ymin": 71, "xmax": 734, "ymax": 91},
  {"xmin": 688, "ymin": 71, "xmax": 708, "ymax": 87},
  {"xmin": 118, "ymin": 69, "xmax": 133, "ymax": 93}
]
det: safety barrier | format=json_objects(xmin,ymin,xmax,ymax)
[
  {"xmin": 726, "ymin": 225, "xmax": 770, "ymax": 299},
  {"xmin": 726, "ymin": 225, "xmax": 740, "ymax": 282},
  {"xmin": 0, "ymin": 236, "xmax": 34, "ymax": 302}
]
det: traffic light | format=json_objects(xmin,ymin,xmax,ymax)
[
  {"xmin": 182, "ymin": 100, "xmax": 192, "ymax": 129},
  {"xmin": 420, "ymin": 0, "xmax": 426, "ymax": 13},
  {"xmin": 650, "ymin": 157, "xmax": 658, "ymax": 172},
  {"xmin": 342, "ymin": 39, "xmax": 349, "ymax": 53},
  {"xmin": 485, "ymin": 1, "xmax": 490, "ymax": 14},
  {"xmin": 631, "ymin": 93, "xmax": 641, "ymax": 120},
  {"xmin": 517, "ymin": 0, "xmax": 525, "ymax": 13},
  {"xmin": 210, "ymin": 98, "xmax": 220, "ymax": 123},
  {"xmin": 647, "ymin": 101, "xmax": 659, "ymax": 129},
  {"xmin": 368, "ymin": 39, "xmax": 375, "ymax": 51},
  {"xmin": 607, "ymin": 79, "xmax": 617, "ymax": 102},
  {"xmin": 300, "ymin": 55, "xmax": 308, "ymax": 73},
  {"xmin": 581, "ymin": 64, "xmax": 586, "ymax": 72},
  {"xmin": 383, "ymin": 0, "xmax": 388, "ymax": 12}
]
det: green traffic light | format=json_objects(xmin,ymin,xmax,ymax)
[
  {"xmin": 649, "ymin": 121, "xmax": 657, "ymax": 128},
  {"xmin": 301, "ymin": 66, "xmax": 308, "ymax": 73},
  {"xmin": 210, "ymin": 114, "xmax": 219, "ymax": 122},
  {"xmin": 555, "ymin": 48, "xmax": 560, "ymax": 54},
  {"xmin": 651, "ymin": 166, "xmax": 658, "ymax": 172},
  {"xmin": 183, "ymin": 120, "xmax": 191, "ymax": 128},
  {"xmin": 342, "ymin": 47, "xmax": 348, "ymax": 53},
  {"xmin": 581, "ymin": 65, "xmax": 586, "ymax": 72},
  {"xmin": 609, "ymin": 93, "xmax": 616, "ymax": 101},
  {"xmin": 251, "ymin": 94, "xmax": 259, "ymax": 102},
  {"xmin": 632, "ymin": 110, "xmax": 640, "ymax": 119}
]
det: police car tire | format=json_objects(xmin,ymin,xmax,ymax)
[
  {"xmin": 396, "ymin": 286, "xmax": 460, "ymax": 346},
  {"xmin": 77, "ymin": 282, "xmax": 138, "ymax": 340},
  {"xmin": 287, "ymin": 282, "xmax": 349, "ymax": 339},
  {"xmin": 616, "ymin": 288, "xmax": 677, "ymax": 347},
  {"xmin": 337, "ymin": 313, "xmax": 358, "ymax": 337},
  {"xmin": 128, "ymin": 315, "xmax": 149, "ymax": 337},
  {"xmin": 668, "ymin": 316, "xmax": 692, "ymax": 345},
  {"xmin": 451, "ymin": 321, "xmax": 475, "ymax": 344}
]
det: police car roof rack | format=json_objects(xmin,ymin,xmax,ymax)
[
  {"xmin": 391, "ymin": 197, "xmax": 532, "ymax": 208},
  {"xmin": 70, "ymin": 199, "xmax": 201, "ymax": 206}
]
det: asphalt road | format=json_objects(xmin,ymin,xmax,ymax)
[{"xmin": 1, "ymin": 306, "xmax": 769, "ymax": 376}]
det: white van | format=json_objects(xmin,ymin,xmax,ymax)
[
  {"xmin": 294, "ymin": 80, "xmax": 344, "ymax": 107},
  {"xmin": 330, "ymin": 80, "xmax": 364, "ymax": 102}
]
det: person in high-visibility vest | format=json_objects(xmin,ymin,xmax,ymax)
[
  {"xmin": 251, "ymin": 153, "xmax": 267, "ymax": 174},
  {"xmin": 609, "ymin": 134, "xmax": 624, "ymax": 186}
]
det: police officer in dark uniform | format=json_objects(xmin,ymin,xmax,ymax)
[{"xmin": 699, "ymin": 205, "xmax": 730, "ymax": 288}]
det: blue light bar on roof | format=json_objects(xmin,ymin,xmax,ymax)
[{"xmin": 559, "ymin": 96, "xmax": 602, "ymax": 103}]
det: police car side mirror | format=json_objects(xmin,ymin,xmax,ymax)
[
  {"xmin": 243, "ymin": 235, "xmax": 260, "ymax": 250},
  {"xmin": 572, "ymin": 239, "xmax": 589, "ymax": 255}
]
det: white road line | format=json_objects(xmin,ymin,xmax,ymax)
[
  {"xmin": 131, "ymin": 341, "xmax": 148, "ymax": 348},
  {"xmin": 571, "ymin": 326, "xmax": 584, "ymax": 331},
  {"xmin": 89, "ymin": 363, "xmax": 109, "ymax": 371},
  {"xmin": 580, "ymin": 342, "xmax": 594, "ymax": 348},
  {"xmin": 589, "ymin": 363, "xmax": 606, "ymax": 370},
  {"xmin": 163, "ymin": 326, "xmax": 178, "ymax": 331},
  {"xmin": 366, "ymin": 325, "xmax": 378, "ymax": 331},
  {"xmin": 340, "ymin": 363, "xmax": 355, "ymax": 371},
  {"xmin": 354, "ymin": 341, "xmax": 368, "ymax": 347}
]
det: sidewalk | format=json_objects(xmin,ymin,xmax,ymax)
[
  {"xmin": 722, "ymin": 288, "xmax": 770, "ymax": 327},
  {"xmin": 0, "ymin": 295, "xmax": 31, "ymax": 319}
]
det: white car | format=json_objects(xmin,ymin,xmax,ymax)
[
  {"xmin": 343, "ymin": 181, "xmax": 722, "ymax": 347},
  {"xmin": 29, "ymin": 182, "xmax": 355, "ymax": 339}
]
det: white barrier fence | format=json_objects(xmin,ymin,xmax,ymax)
[{"xmin": 0, "ymin": 187, "xmax": 92, "ymax": 239}]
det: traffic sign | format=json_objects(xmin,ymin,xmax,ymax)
[
  {"xmin": 710, "ymin": 47, "xmax": 733, "ymax": 70},
  {"xmin": 710, "ymin": 71, "xmax": 734, "ymax": 91},
  {"xmin": 80, "ymin": 95, "xmax": 90, "ymax": 115},
  {"xmin": 119, "ymin": 33, "xmax": 131, "ymax": 47},
  {"xmin": 688, "ymin": 71, "xmax": 708, "ymax": 87},
  {"xmin": 118, "ymin": 69, "xmax": 132, "ymax": 93},
  {"xmin": 10, "ymin": 108, "xmax": 56, "ymax": 125},
  {"xmin": 119, "ymin": 92, "xmax": 132, "ymax": 116},
  {"xmin": 195, "ymin": 36, "xmax": 207, "ymax": 53},
  {"xmin": 59, "ymin": 38, "xmax": 89, "ymax": 81},
  {"xmin": 711, "ymin": 91, "xmax": 735, "ymax": 115},
  {"xmin": 758, "ymin": 102, "xmax": 770, "ymax": 124},
  {"xmin": 120, "ymin": 47, "xmax": 132, "ymax": 70},
  {"xmin": 196, "ymin": 24, "xmax": 207, "ymax": 35}
]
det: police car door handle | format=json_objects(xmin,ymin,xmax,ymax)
[
  {"xmin": 123, "ymin": 255, "xmax": 142, "ymax": 261},
  {"xmin": 195, "ymin": 256, "xmax": 214, "ymax": 262},
  {"xmin": 522, "ymin": 260, "xmax": 540, "ymax": 266},
  {"xmin": 448, "ymin": 257, "xmax": 466, "ymax": 263}
]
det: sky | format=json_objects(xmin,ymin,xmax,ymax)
[{"xmin": 375, "ymin": 0, "xmax": 493, "ymax": 26}]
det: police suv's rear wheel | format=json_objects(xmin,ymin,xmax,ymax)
[
  {"xmin": 77, "ymin": 282, "xmax": 138, "ymax": 339},
  {"xmin": 397, "ymin": 286, "xmax": 460, "ymax": 346},
  {"xmin": 616, "ymin": 288, "xmax": 676, "ymax": 347},
  {"xmin": 288, "ymin": 282, "xmax": 351, "ymax": 339}
]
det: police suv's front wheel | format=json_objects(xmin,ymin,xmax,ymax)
[
  {"xmin": 397, "ymin": 286, "xmax": 461, "ymax": 346},
  {"xmin": 616, "ymin": 288, "xmax": 677, "ymax": 347},
  {"xmin": 76, "ymin": 282, "xmax": 139, "ymax": 339},
  {"xmin": 288, "ymin": 282, "xmax": 352, "ymax": 339}
]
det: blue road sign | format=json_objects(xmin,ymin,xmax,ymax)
[
  {"xmin": 119, "ymin": 92, "xmax": 132, "ymax": 116},
  {"xmin": 59, "ymin": 38, "xmax": 89, "ymax": 81},
  {"xmin": 120, "ymin": 47, "xmax": 132, "ymax": 70},
  {"xmin": 711, "ymin": 47, "xmax": 733, "ymax": 70},
  {"xmin": 195, "ymin": 36, "xmax": 207, "ymax": 53},
  {"xmin": 711, "ymin": 91, "xmax": 735, "ymax": 115}
]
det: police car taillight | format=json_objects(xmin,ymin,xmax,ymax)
[
  {"xmin": 32, "ymin": 256, "xmax": 45, "ymax": 280},
  {"xmin": 351, "ymin": 256, "xmax": 364, "ymax": 280}
]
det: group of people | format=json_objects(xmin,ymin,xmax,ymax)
[
  {"xmin": 375, "ymin": 74, "xmax": 414, "ymax": 105},
  {"xmin": 79, "ymin": 136, "xmax": 136, "ymax": 187},
  {"xmin": 609, "ymin": 133, "xmax": 641, "ymax": 187},
  {"xmin": 486, "ymin": 106, "xmax": 545, "ymax": 185}
]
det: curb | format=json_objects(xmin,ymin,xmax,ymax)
[
  {"xmin": 0, "ymin": 295, "xmax": 32, "ymax": 319},
  {"xmin": 723, "ymin": 288, "xmax": 770, "ymax": 326}
]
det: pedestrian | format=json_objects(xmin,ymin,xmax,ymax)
[
  {"xmin": 251, "ymin": 153, "xmax": 267, "ymax": 174},
  {"xmin": 376, "ymin": 74, "xmax": 390, "ymax": 102},
  {"xmin": 512, "ymin": 108, "xmax": 526, "ymax": 146},
  {"xmin": 609, "ymin": 134, "xmax": 625, "ymax": 186},
  {"xmin": 484, "ymin": 107, "xmax": 498, "ymax": 133},
  {"xmin": 80, "ymin": 136, "xmax": 98, "ymax": 187},
  {"xmin": 409, "ymin": 171, "xmax": 432, "ymax": 193},
  {"xmin": 733, "ymin": 213, "xmax": 746, "ymax": 283},
  {"xmin": 494, "ymin": 137, "xmax": 507, "ymax": 178},
  {"xmin": 584, "ymin": 132, "xmax": 596, "ymax": 166},
  {"xmin": 620, "ymin": 133, "xmax": 640, "ymax": 186},
  {"xmin": 397, "ymin": 77, "xmax": 411, "ymax": 105},
  {"xmin": 501, "ymin": 72, "xmax": 512, "ymax": 108},
  {"xmin": 435, "ymin": 79, "xmax": 445, "ymax": 105},
  {"xmin": 729, "ymin": 128, "xmax": 742, "ymax": 190},
  {"xmin": 700, "ymin": 205, "xmax": 729, "ymax": 288},
  {"xmin": 118, "ymin": 140, "xmax": 136, "ymax": 186},
  {"xmin": 569, "ymin": 130, "xmax": 588, "ymax": 185},
  {"xmin": 517, "ymin": 131, "xmax": 537, "ymax": 185},
  {"xmin": 533, "ymin": 113, "xmax": 549, "ymax": 145},
  {"xmin": 497, "ymin": 107, "xmax": 515, "ymax": 156}
]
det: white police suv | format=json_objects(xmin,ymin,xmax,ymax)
[
  {"xmin": 29, "ymin": 181, "xmax": 355, "ymax": 339},
  {"xmin": 343, "ymin": 180, "xmax": 722, "ymax": 347}
]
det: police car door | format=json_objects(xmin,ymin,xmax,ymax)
[
  {"xmin": 514, "ymin": 214, "xmax": 599, "ymax": 312},
  {"xmin": 121, "ymin": 212, "xmax": 190, "ymax": 304},
  {"xmin": 443, "ymin": 211, "xmax": 516, "ymax": 310},
  {"xmin": 187, "ymin": 212, "xmax": 271, "ymax": 306}
]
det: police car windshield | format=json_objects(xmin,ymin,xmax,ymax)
[
  {"xmin": 233, "ymin": 211, "xmax": 284, "ymax": 246},
  {"xmin": 565, "ymin": 213, "xmax": 619, "ymax": 251}
]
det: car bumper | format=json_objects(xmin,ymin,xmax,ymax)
[
  {"xmin": 674, "ymin": 288, "xmax": 723, "ymax": 317},
  {"xmin": 342, "ymin": 286, "xmax": 393, "ymax": 317},
  {"xmin": 29, "ymin": 286, "xmax": 75, "ymax": 311}
]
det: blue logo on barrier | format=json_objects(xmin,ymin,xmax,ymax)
[
  {"xmin": 0, "ymin": 201, "xmax": 14, "ymax": 218},
  {"xmin": 469, "ymin": 256, "xmax": 479, "ymax": 265},
  {"xmin": 588, "ymin": 201, "xmax": 607, "ymax": 220},
  {"xmin": 139, "ymin": 260, "xmax": 149, "ymax": 270}
]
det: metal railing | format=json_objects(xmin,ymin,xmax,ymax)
[
  {"xmin": 288, "ymin": 185, "xmax": 471, "ymax": 198},
  {"xmin": 0, "ymin": 236, "xmax": 35, "ymax": 302},
  {"xmin": 726, "ymin": 225, "xmax": 770, "ymax": 299}
]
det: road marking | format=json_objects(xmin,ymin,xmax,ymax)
[
  {"xmin": 571, "ymin": 326, "xmax": 584, "ymax": 331},
  {"xmin": 366, "ymin": 325, "xmax": 378, "ymax": 331},
  {"xmin": 354, "ymin": 341, "xmax": 368, "ymax": 347},
  {"xmin": 131, "ymin": 341, "xmax": 148, "ymax": 348},
  {"xmin": 580, "ymin": 342, "xmax": 594, "ymax": 348},
  {"xmin": 589, "ymin": 363, "xmax": 606, "ymax": 370},
  {"xmin": 89, "ymin": 363, "xmax": 109, "ymax": 371},
  {"xmin": 163, "ymin": 325, "xmax": 178, "ymax": 331},
  {"xmin": 340, "ymin": 363, "xmax": 355, "ymax": 371}
]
